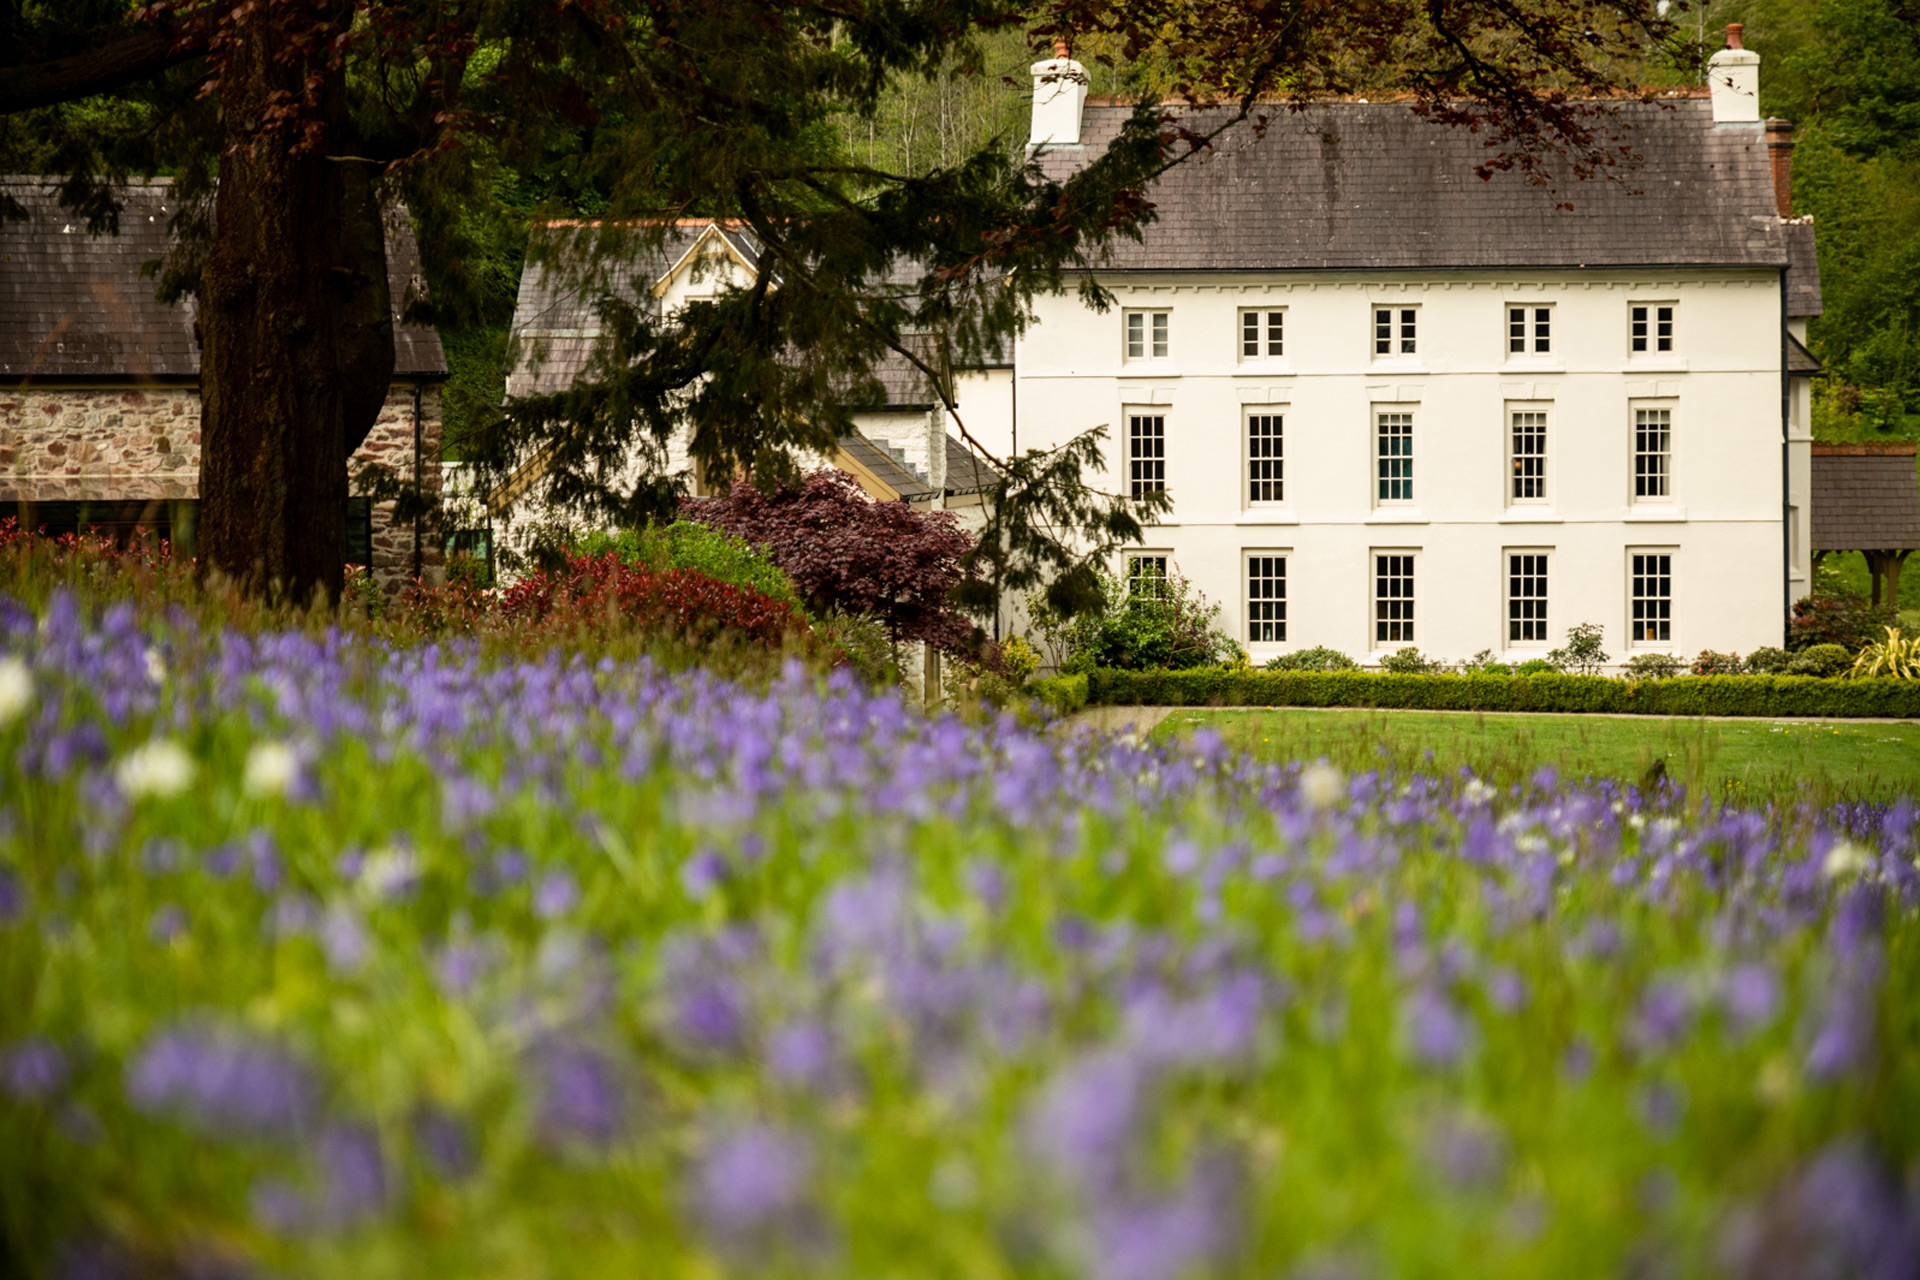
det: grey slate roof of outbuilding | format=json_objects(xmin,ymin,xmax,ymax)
[
  {"xmin": 1043, "ymin": 98, "xmax": 1817, "ymax": 311},
  {"xmin": 943, "ymin": 433, "xmax": 1001, "ymax": 494},
  {"xmin": 1810, "ymin": 444, "xmax": 1920, "ymax": 552},
  {"xmin": 0, "ymin": 178, "xmax": 447, "ymax": 383},
  {"xmin": 835, "ymin": 431, "xmax": 935, "ymax": 500},
  {"xmin": 509, "ymin": 222, "xmax": 768, "ymax": 398}
]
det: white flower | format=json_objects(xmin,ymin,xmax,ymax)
[
  {"xmin": 0, "ymin": 656, "xmax": 33, "ymax": 727},
  {"xmin": 115, "ymin": 739, "xmax": 194, "ymax": 799},
  {"xmin": 1299, "ymin": 761, "xmax": 1346, "ymax": 811},
  {"xmin": 144, "ymin": 647, "xmax": 167, "ymax": 686},
  {"xmin": 1462, "ymin": 777, "xmax": 1496, "ymax": 806},
  {"xmin": 243, "ymin": 740, "xmax": 299, "ymax": 799},
  {"xmin": 357, "ymin": 845, "xmax": 420, "ymax": 899},
  {"xmin": 1822, "ymin": 841, "xmax": 1872, "ymax": 881}
]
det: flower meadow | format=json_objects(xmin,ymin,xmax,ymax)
[{"xmin": 3, "ymin": 592, "xmax": 1920, "ymax": 1280}]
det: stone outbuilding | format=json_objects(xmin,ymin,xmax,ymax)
[
  {"xmin": 1810, "ymin": 441, "xmax": 1920, "ymax": 606},
  {"xmin": 0, "ymin": 179, "xmax": 448, "ymax": 589}
]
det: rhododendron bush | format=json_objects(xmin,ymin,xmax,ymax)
[{"xmin": 2, "ymin": 591, "xmax": 1919, "ymax": 1279}]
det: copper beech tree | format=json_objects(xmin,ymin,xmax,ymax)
[{"xmin": 1, "ymin": 0, "xmax": 1687, "ymax": 609}]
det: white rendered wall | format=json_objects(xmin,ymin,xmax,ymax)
[{"xmin": 1013, "ymin": 269, "xmax": 1790, "ymax": 665}]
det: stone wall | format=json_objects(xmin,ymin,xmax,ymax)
[
  {"xmin": 350, "ymin": 385, "xmax": 445, "ymax": 590},
  {"xmin": 0, "ymin": 382, "xmax": 442, "ymax": 591},
  {"xmin": 0, "ymin": 388, "xmax": 199, "ymax": 500}
]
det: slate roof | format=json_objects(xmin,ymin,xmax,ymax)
[
  {"xmin": 509, "ymin": 221, "xmax": 766, "ymax": 398},
  {"xmin": 0, "ymin": 178, "xmax": 447, "ymax": 382},
  {"xmin": 1043, "ymin": 99, "xmax": 1816, "ymax": 307},
  {"xmin": 1788, "ymin": 332, "xmax": 1822, "ymax": 375},
  {"xmin": 1810, "ymin": 443, "xmax": 1920, "ymax": 552},
  {"xmin": 835, "ymin": 431, "xmax": 935, "ymax": 500},
  {"xmin": 943, "ymin": 433, "xmax": 1001, "ymax": 494}
]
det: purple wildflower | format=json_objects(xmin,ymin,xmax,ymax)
[
  {"xmin": 1031, "ymin": 1051, "xmax": 1147, "ymax": 1188},
  {"xmin": 0, "ymin": 862, "xmax": 21, "ymax": 923},
  {"xmin": 679, "ymin": 850, "xmax": 727, "ymax": 901},
  {"xmin": 320, "ymin": 905, "xmax": 371, "ymax": 976},
  {"xmin": 693, "ymin": 1124, "xmax": 816, "ymax": 1247},
  {"xmin": 1633, "ymin": 980, "xmax": 1697, "ymax": 1054},
  {"xmin": 534, "ymin": 1043, "xmax": 623, "ymax": 1147},
  {"xmin": 147, "ymin": 903, "xmax": 188, "ymax": 945},
  {"xmin": 534, "ymin": 869, "xmax": 579, "ymax": 919},
  {"xmin": 1, "ymin": 1036, "xmax": 69, "ymax": 1101},
  {"xmin": 1404, "ymin": 988, "xmax": 1472, "ymax": 1068},
  {"xmin": 766, "ymin": 1021, "xmax": 837, "ymax": 1090},
  {"xmin": 1722, "ymin": 963, "xmax": 1781, "ymax": 1035},
  {"xmin": 413, "ymin": 1105, "xmax": 478, "ymax": 1180},
  {"xmin": 125, "ymin": 1027, "xmax": 318, "ymax": 1140},
  {"xmin": 318, "ymin": 1122, "xmax": 389, "ymax": 1224}
]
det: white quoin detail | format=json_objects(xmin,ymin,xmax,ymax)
[
  {"xmin": 1707, "ymin": 24, "xmax": 1761, "ymax": 124},
  {"xmin": 1028, "ymin": 52, "xmax": 1090, "ymax": 150}
]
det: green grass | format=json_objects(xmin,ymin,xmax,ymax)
[{"xmin": 1154, "ymin": 707, "xmax": 1920, "ymax": 804}]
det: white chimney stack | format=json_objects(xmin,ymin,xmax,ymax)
[
  {"xmin": 1028, "ymin": 38, "xmax": 1089, "ymax": 151},
  {"xmin": 1708, "ymin": 23, "xmax": 1761, "ymax": 124}
]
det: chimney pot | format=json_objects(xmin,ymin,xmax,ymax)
[
  {"xmin": 1028, "ymin": 42, "xmax": 1090, "ymax": 151},
  {"xmin": 1707, "ymin": 25, "xmax": 1761, "ymax": 123},
  {"xmin": 1054, "ymin": 37, "xmax": 1070, "ymax": 60}
]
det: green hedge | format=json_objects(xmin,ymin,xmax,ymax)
[
  {"xmin": 1087, "ymin": 669, "xmax": 1920, "ymax": 718},
  {"xmin": 1030, "ymin": 672, "xmax": 1089, "ymax": 715}
]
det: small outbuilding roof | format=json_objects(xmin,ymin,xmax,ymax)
[
  {"xmin": 834, "ymin": 432, "xmax": 935, "ymax": 501},
  {"xmin": 1810, "ymin": 442, "xmax": 1920, "ymax": 552},
  {"xmin": 0, "ymin": 178, "xmax": 447, "ymax": 383}
]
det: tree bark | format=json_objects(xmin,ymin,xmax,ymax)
[{"xmin": 197, "ymin": 0, "xmax": 392, "ymax": 605}]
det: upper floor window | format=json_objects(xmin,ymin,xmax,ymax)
[
  {"xmin": 1125, "ymin": 309, "xmax": 1170, "ymax": 360},
  {"xmin": 1128, "ymin": 412, "xmax": 1166, "ymax": 498},
  {"xmin": 1240, "ymin": 309, "xmax": 1284, "ymax": 359},
  {"xmin": 1634, "ymin": 407, "xmax": 1672, "ymax": 501},
  {"xmin": 1508, "ymin": 305, "xmax": 1552, "ymax": 354},
  {"xmin": 1247, "ymin": 412, "xmax": 1284, "ymax": 505},
  {"xmin": 1510, "ymin": 410, "xmax": 1548, "ymax": 502},
  {"xmin": 1374, "ymin": 306, "xmax": 1417, "ymax": 356},
  {"xmin": 1631, "ymin": 303, "xmax": 1675, "ymax": 354},
  {"xmin": 1377, "ymin": 410, "xmax": 1414, "ymax": 503}
]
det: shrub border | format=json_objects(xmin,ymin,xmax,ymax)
[{"xmin": 1086, "ymin": 669, "xmax": 1920, "ymax": 718}]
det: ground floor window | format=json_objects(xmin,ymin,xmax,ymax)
[
  {"xmin": 1375, "ymin": 553, "xmax": 1415, "ymax": 644},
  {"xmin": 1126, "ymin": 552, "xmax": 1170, "ymax": 597},
  {"xmin": 1630, "ymin": 552, "xmax": 1673, "ymax": 643},
  {"xmin": 1508, "ymin": 552, "xmax": 1549, "ymax": 643},
  {"xmin": 1246, "ymin": 553, "xmax": 1287, "ymax": 643}
]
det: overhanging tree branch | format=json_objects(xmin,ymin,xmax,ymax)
[{"xmin": 0, "ymin": 22, "xmax": 206, "ymax": 114}]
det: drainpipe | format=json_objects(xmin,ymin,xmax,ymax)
[
  {"xmin": 412, "ymin": 381, "xmax": 423, "ymax": 581},
  {"xmin": 1780, "ymin": 273, "xmax": 1791, "ymax": 648}
]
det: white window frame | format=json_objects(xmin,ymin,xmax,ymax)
[
  {"xmin": 1372, "ymin": 550, "xmax": 1418, "ymax": 648},
  {"xmin": 1244, "ymin": 408, "xmax": 1285, "ymax": 508},
  {"xmin": 1244, "ymin": 550, "xmax": 1289, "ymax": 646},
  {"xmin": 1631, "ymin": 402, "xmax": 1676, "ymax": 505},
  {"xmin": 1125, "ymin": 550, "xmax": 1172, "ymax": 598},
  {"xmin": 1125, "ymin": 407, "xmax": 1167, "ymax": 500},
  {"xmin": 1505, "ymin": 549, "xmax": 1551, "ymax": 648},
  {"xmin": 1506, "ymin": 403, "xmax": 1550, "ymax": 507},
  {"xmin": 1372, "ymin": 304, "xmax": 1418, "ymax": 358},
  {"xmin": 1506, "ymin": 303, "xmax": 1553, "ymax": 355},
  {"xmin": 1124, "ymin": 309, "xmax": 1171, "ymax": 362},
  {"xmin": 1239, "ymin": 307, "xmax": 1285, "ymax": 361},
  {"xmin": 1629, "ymin": 301, "xmax": 1676, "ymax": 356},
  {"xmin": 1628, "ymin": 549, "xmax": 1676, "ymax": 648},
  {"xmin": 1374, "ymin": 407, "xmax": 1415, "ymax": 507}
]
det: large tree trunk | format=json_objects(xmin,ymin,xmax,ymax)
[{"xmin": 197, "ymin": 0, "xmax": 393, "ymax": 605}]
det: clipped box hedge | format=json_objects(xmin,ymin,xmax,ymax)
[{"xmin": 1086, "ymin": 668, "xmax": 1920, "ymax": 719}]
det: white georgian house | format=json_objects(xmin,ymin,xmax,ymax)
[{"xmin": 945, "ymin": 27, "xmax": 1821, "ymax": 666}]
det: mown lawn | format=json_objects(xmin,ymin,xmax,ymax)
[{"xmin": 1154, "ymin": 707, "xmax": 1920, "ymax": 804}]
